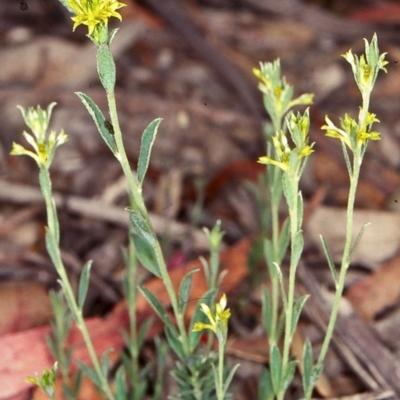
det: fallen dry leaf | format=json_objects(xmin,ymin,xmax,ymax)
[
  {"xmin": 0, "ymin": 281, "xmax": 52, "ymax": 336},
  {"xmin": 346, "ymin": 251, "xmax": 400, "ymax": 322}
]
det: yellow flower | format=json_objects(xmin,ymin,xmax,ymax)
[
  {"xmin": 193, "ymin": 294, "xmax": 231, "ymax": 342},
  {"xmin": 11, "ymin": 104, "xmax": 68, "ymax": 168},
  {"xmin": 67, "ymin": 0, "xmax": 126, "ymax": 36}
]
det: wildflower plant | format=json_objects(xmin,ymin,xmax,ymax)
[
  {"xmin": 252, "ymin": 60, "xmax": 313, "ymax": 399},
  {"xmin": 306, "ymin": 33, "xmax": 388, "ymax": 399},
  {"xmin": 193, "ymin": 294, "xmax": 239, "ymax": 400},
  {"xmin": 10, "ymin": 0, "xmax": 387, "ymax": 396},
  {"xmin": 12, "ymin": 0, "xmax": 235, "ymax": 399},
  {"xmin": 254, "ymin": 34, "xmax": 387, "ymax": 400}
]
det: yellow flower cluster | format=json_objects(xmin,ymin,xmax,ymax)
[{"xmin": 67, "ymin": 0, "xmax": 126, "ymax": 36}]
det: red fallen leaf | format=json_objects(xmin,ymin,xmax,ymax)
[
  {"xmin": 205, "ymin": 160, "xmax": 265, "ymax": 202},
  {"xmin": 0, "ymin": 311, "xmax": 129, "ymax": 400},
  {"xmin": 0, "ymin": 237, "xmax": 251, "ymax": 399},
  {"xmin": 351, "ymin": 4, "xmax": 400, "ymax": 23}
]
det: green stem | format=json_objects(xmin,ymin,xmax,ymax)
[
  {"xmin": 305, "ymin": 151, "xmax": 361, "ymax": 399},
  {"xmin": 268, "ymin": 167, "xmax": 282, "ymax": 344},
  {"xmin": 126, "ymin": 236, "xmax": 140, "ymax": 397},
  {"xmin": 217, "ymin": 340, "xmax": 225, "ymax": 400},
  {"xmin": 106, "ymin": 91, "xmax": 146, "ymax": 217},
  {"xmin": 40, "ymin": 167, "xmax": 116, "ymax": 400},
  {"xmin": 105, "ymin": 90, "xmax": 190, "ymax": 354},
  {"xmin": 278, "ymin": 175, "xmax": 300, "ymax": 400}
]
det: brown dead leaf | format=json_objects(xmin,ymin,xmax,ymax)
[
  {"xmin": 226, "ymin": 336, "xmax": 269, "ymax": 363},
  {"xmin": 346, "ymin": 251, "xmax": 400, "ymax": 322},
  {"xmin": 0, "ymin": 281, "xmax": 52, "ymax": 336}
]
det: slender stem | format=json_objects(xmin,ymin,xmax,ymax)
[
  {"xmin": 269, "ymin": 167, "xmax": 282, "ymax": 344},
  {"xmin": 40, "ymin": 168, "xmax": 116, "ymax": 400},
  {"xmin": 305, "ymin": 152, "xmax": 361, "ymax": 399},
  {"xmin": 106, "ymin": 91, "xmax": 147, "ymax": 218},
  {"xmin": 126, "ymin": 236, "xmax": 140, "ymax": 396},
  {"xmin": 217, "ymin": 340, "xmax": 225, "ymax": 400},
  {"xmin": 278, "ymin": 175, "xmax": 300, "ymax": 400},
  {"xmin": 105, "ymin": 90, "xmax": 190, "ymax": 353}
]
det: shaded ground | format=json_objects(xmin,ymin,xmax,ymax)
[{"xmin": 2, "ymin": 0, "xmax": 400, "ymax": 399}]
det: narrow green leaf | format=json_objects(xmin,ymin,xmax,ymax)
[
  {"xmin": 100, "ymin": 349, "xmax": 112, "ymax": 378},
  {"xmin": 109, "ymin": 28, "xmax": 119, "ymax": 46},
  {"xmin": 128, "ymin": 209, "xmax": 161, "ymax": 277},
  {"xmin": 271, "ymin": 170, "xmax": 283, "ymax": 206},
  {"xmin": 178, "ymin": 268, "xmax": 199, "ymax": 314},
  {"xmin": 291, "ymin": 231, "xmax": 304, "ymax": 268},
  {"xmin": 302, "ymin": 339, "xmax": 313, "ymax": 395},
  {"xmin": 72, "ymin": 369, "xmax": 83, "ymax": 398},
  {"xmin": 290, "ymin": 295, "xmax": 309, "ymax": 337},
  {"xmin": 223, "ymin": 363, "xmax": 240, "ymax": 393},
  {"xmin": 75, "ymin": 92, "xmax": 117, "ymax": 154},
  {"xmin": 128, "ymin": 209, "xmax": 157, "ymax": 246},
  {"xmin": 310, "ymin": 364, "xmax": 323, "ymax": 388},
  {"xmin": 297, "ymin": 192, "xmax": 304, "ymax": 230},
  {"xmin": 132, "ymin": 233, "xmax": 161, "ymax": 277},
  {"xmin": 263, "ymin": 238, "xmax": 274, "ymax": 274},
  {"xmin": 320, "ymin": 235, "xmax": 338, "ymax": 284},
  {"xmin": 278, "ymin": 217, "xmax": 290, "ymax": 263},
  {"xmin": 45, "ymin": 229, "xmax": 59, "ymax": 269},
  {"xmin": 273, "ymin": 262, "xmax": 286, "ymax": 307},
  {"xmin": 261, "ymin": 287, "xmax": 272, "ymax": 338},
  {"xmin": 349, "ymin": 222, "xmax": 370, "ymax": 263},
  {"xmin": 282, "ymin": 174, "xmax": 294, "ymax": 209},
  {"xmin": 283, "ymin": 359, "xmax": 297, "ymax": 391},
  {"xmin": 341, "ymin": 140, "xmax": 352, "ymax": 176},
  {"xmin": 97, "ymin": 44, "xmax": 116, "ymax": 92},
  {"xmin": 137, "ymin": 118, "xmax": 163, "ymax": 186},
  {"xmin": 270, "ymin": 344, "xmax": 282, "ymax": 393},
  {"xmin": 139, "ymin": 286, "xmax": 174, "ymax": 330},
  {"xmin": 75, "ymin": 361, "xmax": 101, "ymax": 389},
  {"xmin": 115, "ymin": 365, "xmax": 127, "ymax": 400},
  {"xmin": 277, "ymin": 311, "xmax": 286, "ymax": 343},
  {"xmin": 137, "ymin": 317, "xmax": 154, "ymax": 349},
  {"xmin": 259, "ymin": 367, "xmax": 275, "ymax": 400},
  {"xmin": 165, "ymin": 325, "xmax": 185, "ymax": 361},
  {"xmin": 78, "ymin": 260, "xmax": 92, "ymax": 309}
]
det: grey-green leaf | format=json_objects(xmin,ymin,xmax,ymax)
[
  {"xmin": 283, "ymin": 359, "xmax": 297, "ymax": 391},
  {"xmin": 78, "ymin": 260, "xmax": 92, "ymax": 309},
  {"xmin": 320, "ymin": 235, "xmax": 338, "ymax": 284},
  {"xmin": 76, "ymin": 361, "xmax": 101, "ymax": 389},
  {"xmin": 115, "ymin": 365, "xmax": 127, "ymax": 400},
  {"xmin": 97, "ymin": 44, "xmax": 116, "ymax": 92},
  {"xmin": 261, "ymin": 287, "xmax": 272, "ymax": 338},
  {"xmin": 290, "ymin": 294, "xmax": 309, "ymax": 337},
  {"xmin": 75, "ymin": 92, "xmax": 117, "ymax": 154},
  {"xmin": 178, "ymin": 268, "xmax": 199, "ymax": 314},
  {"xmin": 223, "ymin": 363, "xmax": 240, "ymax": 394},
  {"xmin": 278, "ymin": 217, "xmax": 290, "ymax": 263},
  {"xmin": 139, "ymin": 286, "xmax": 174, "ymax": 331},
  {"xmin": 137, "ymin": 118, "xmax": 163, "ymax": 186},
  {"xmin": 128, "ymin": 209, "xmax": 162, "ymax": 277},
  {"xmin": 302, "ymin": 339, "xmax": 313, "ymax": 394},
  {"xmin": 259, "ymin": 367, "xmax": 275, "ymax": 400},
  {"xmin": 349, "ymin": 222, "xmax": 370, "ymax": 263},
  {"xmin": 270, "ymin": 344, "xmax": 282, "ymax": 393}
]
